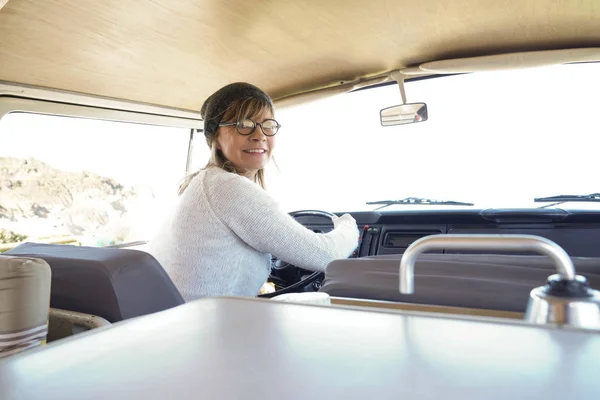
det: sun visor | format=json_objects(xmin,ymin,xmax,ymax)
[
  {"xmin": 274, "ymin": 48, "xmax": 600, "ymax": 109},
  {"xmin": 405, "ymin": 48, "xmax": 600, "ymax": 74}
]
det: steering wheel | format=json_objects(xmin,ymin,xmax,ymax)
[{"xmin": 257, "ymin": 210, "xmax": 337, "ymax": 298}]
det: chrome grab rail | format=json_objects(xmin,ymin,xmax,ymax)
[{"xmin": 399, "ymin": 234, "xmax": 576, "ymax": 294}]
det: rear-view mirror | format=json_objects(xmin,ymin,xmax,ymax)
[{"xmin": 380, "ymin": 103, "xmax": 428, "ymax": 126}]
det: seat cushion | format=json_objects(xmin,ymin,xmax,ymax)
[{"xmin": 5, "ymin": 242, "xmax": 184, "ymax": 322}]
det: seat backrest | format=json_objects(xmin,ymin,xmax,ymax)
[
  {"xmin": 321, "ymin": 253, "xmax": 600, "ymax": 312},
  {"xmin": 5, "ymin": 242, "xmax": 185, "ymax": 323}
]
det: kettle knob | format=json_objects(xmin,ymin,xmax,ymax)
[{"xmin": 525, "ymin": 274, "xmax": 600, "ymax": 330}]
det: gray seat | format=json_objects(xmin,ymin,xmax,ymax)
[
  {"xmin": 321, "ymin": 253, "xmax": 600, "ymax": 312},
  {"xmin": 5, "ymin": 242, "xmax": 185, "ymax": 323}
]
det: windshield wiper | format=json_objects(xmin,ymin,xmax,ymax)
[
  {"xmin": 534, "ymin": 193, "xmax": 600, "ymax": 208},
  {"xmin": 366, "ymin": 197, "xmax": 474, "ymax": 211}
]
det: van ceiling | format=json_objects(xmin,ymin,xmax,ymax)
[{"xmin": 0, "ymin": 0, "xmax": 599, "ymax": 112}]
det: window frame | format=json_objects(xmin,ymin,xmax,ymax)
[{"xmin": 0, "ymin": 83, "xmax": 204, "ymax": 174}]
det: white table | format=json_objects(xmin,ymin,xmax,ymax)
[{"xmin": 1, "ymin": 297, "xmax": 599, "ymax": 399}]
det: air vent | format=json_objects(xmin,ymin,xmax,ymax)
[{"xmin": 382, "ymin": 230, "xmax": 442, "ymax": 248}]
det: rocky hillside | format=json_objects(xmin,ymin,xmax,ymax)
[{"xmin": 0, "ymin": 157, "xmax": 151, "ymax": 244}]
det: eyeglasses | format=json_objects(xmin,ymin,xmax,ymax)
[{"xmin": 219, "ymin": 118, "xmax": 281, "ymax": 136}]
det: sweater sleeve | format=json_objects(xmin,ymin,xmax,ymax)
[{"xmin": 203, "ymin": 170, "xmax": 359, "ymax": 272}]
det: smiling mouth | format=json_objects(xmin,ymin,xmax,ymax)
[{"xmin": 243, "ymin": 149, "xmax": 267, "ymax": 154}]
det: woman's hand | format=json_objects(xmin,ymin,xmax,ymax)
[{"xmin": 331, "ymin": 213, "xmax": 357, "ymax": 229}]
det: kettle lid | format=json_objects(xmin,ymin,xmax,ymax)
[{"xmin": 542, "ymin": 274, "xmax": 594, "ymax": 298}]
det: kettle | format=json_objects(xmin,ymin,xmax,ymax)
[
  {"xmin": 525, "ymin": 273, "xmax": 600, "ymax": 329},
  {"xmin": 398, "ymin": 234, "xmax": 600, "ymax": 330}
]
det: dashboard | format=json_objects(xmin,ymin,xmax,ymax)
[
  {"xmin": 294, "ymin": 208, "xmax": 600, "ymax": 258},
  {"xmin": 291, "ymin": 208, "xmax": 600, "ymax": 309}
]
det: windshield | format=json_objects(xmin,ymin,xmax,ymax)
[{"xmin": 269, "ymin": 62, "xmax": 600, "ymax": 212}]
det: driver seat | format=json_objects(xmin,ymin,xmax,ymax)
[{"xmin": 5, "ymin": 242, "xmax": 185, "ymax": 323}]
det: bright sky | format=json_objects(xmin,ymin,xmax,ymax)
[{"xmin": 1, "ymin": 62, "xmax": 599, "ymax": 223}]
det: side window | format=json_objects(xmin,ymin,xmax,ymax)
[{"xmin": 0, "ymin": 112, "xmax": 191, "ymax": 250}]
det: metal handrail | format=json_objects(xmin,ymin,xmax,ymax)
[{"xmin": 399, "ymin": 234, "xmax": 576, "ymax": 294}]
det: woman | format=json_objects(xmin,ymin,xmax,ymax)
[{"xmin": 147, "ymin": 82, "xmax": 359, "ymax": 302}]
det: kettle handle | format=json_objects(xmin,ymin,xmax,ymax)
[{"xmin": 399, "ymin": 234, "xmax": 576, "ymax": 294}]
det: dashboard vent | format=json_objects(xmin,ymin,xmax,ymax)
[{"xmin": 382, "ymin": 230, "xmax": 443, "ymax": 249}]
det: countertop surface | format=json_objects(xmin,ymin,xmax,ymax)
[{"xmin": 1, "ymin": 297, "xmax": 599, "ymax": 399}]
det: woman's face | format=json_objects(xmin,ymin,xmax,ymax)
[{"xmin": 216, "ymin": 107, "xmax": 276, "ymax": 178}]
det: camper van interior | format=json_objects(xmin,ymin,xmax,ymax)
[{"xmin": 1, "ymin": 1, "xmax": 600, "ymax": 398}]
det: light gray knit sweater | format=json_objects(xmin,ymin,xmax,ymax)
[{"xmin": 147, "ymin": 166, "xmax": 359, "ymax": 302}]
